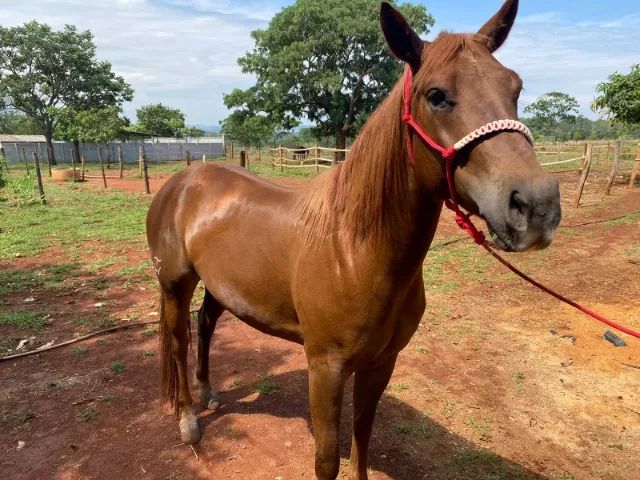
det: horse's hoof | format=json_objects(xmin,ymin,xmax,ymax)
[
  {"xmin": 179, "ymin": 416, "xmax": 200, "ymax": 444},
  {"xmin": 200, "ymin": 388, "xmax": 221, "ymax": 411}
]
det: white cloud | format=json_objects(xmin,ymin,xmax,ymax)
[
  {"xmin": 2, "ymin": 2, "xmax": 638, "ymax": 125},
  {"xmin": 0, "ymin": 0, "xmax": 273, "ymax": 125},
  {"xmin": 496, "ymin": 12, "xmax": 640, "ymax": 118}
]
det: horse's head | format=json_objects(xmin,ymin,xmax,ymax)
[{"xmin": 380, "ymin": 0, "xmax": 561, "ymax": 252}]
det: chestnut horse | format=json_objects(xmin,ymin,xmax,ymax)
[{"xmin": 146, "ymin": 1, "xmax": 561, "ymax": 478}]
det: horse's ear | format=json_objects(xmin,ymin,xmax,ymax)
[
  {"xmin": 380, "ymin": 1, "xmax": 425, "ymax": 72},
  {"xmin": 477, "ymin": 0, "xmax": 519, "ymax": 52}
]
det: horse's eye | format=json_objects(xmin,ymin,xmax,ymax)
[{"xmin": 427, "ymin": 89, "xmax": 449, "ymax": 109}]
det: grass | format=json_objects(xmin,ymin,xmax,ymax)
[
  {"xmin": 72, "ymin": 345, "xmax": 87, "ymax": 355},
  {"xmin": 391, "ymin": 418, "xmax": 437, "ymax": 440},
  {"xmin": 0, "ymin": 174, "xmax": 150, "ymax": 259},
  {"xmin": 387, "ymin": 382, "xmax": 409, "ymax": 393},
  {"xmin": 254, "ymin": 375, "xmax": 280, "ymax": 394},
  {"xmin": 513, "ymin": 372, "xmax": 526, "ymax": 394},
  {"xmin": 446, "ymin": 449, "xmax": 526, "ymax": 480},
  {"xmin": 98, "ymin": 392, "xmax": 116, "ymax": 402},
  {"xmin": 1, "ymin": 410, "xmax": 37, "ymax": 424},
  {"xmin": 464, "ymin": 418, "xmax": 494, "ymax": 442},
  {"xmin": 77, "ymin": 407, "xmax": 97, "ymax": 422},
  {"xmin": 0, "ymin": 264, "xmax": 80, "ymax": 295},
  {"xmin": 43, "ymin": 380, "xmax": 65, "ymax": 390},
  {"xmin": 0, "ymin": 311, "xmax": 48, "ymax": 330},
  {"xmin": 248, "ymin": 162, "xmax": 317, "ymax": 179},
  {"xmin": 423, "ymin": 243, "xmax": 493, "ymax": 292},
  {"xmin": 142, "ymin": 349, "xmax": 155, "ymax": 357},
  {"xmin": 109, "ymin": 360, "xmax": 125, "ymax": 373}
]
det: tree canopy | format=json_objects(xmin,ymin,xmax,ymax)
[
  {"xmin": 593, "ymin": 65, "xmax": 640, "ymax": 125},
  {"xmin": 0, "ymin": 109, "xmax": 39, "ymax": 135},
  {"xmin": 221, "ymin": 87, "xmax": 281, "ymax": 148},
  {"xmin": 523, "ymin": 92, "xmax": 580, "ymax": 137},
  {"xmin": 223, "ymin": 0, "xmax": 434, "ymax": 151},
  {"xmin": 0, "ymin": 21, "xmax": 133, "ymax": 164},
  {"xmin": 55, "ymin": 106, "xmax": 128, "ymax": 144},
  {"xmin": 135, "ymin": 103, "xmax": 191, "ymax": 137}
]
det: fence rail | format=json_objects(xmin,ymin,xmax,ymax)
[{"xmin": 270, "ymin": 146, "xmax": 346, "ymax": 172}]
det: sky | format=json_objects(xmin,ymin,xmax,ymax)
[{"xmin": 1, "ymin": 0, "xmax": 638, "ymax": 128}]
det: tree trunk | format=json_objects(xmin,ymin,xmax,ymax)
[
  {"xmin": 334, "ymin": 127, "xmax": 346, "ymax": 164},
  {"xmin": 73, "ymin": 141, "xmax": 81, "ymax": 167},
  {"xmin": 44, "ymin": 129, "xmax": 57, "ymax": 166}
]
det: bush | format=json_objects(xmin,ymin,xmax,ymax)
[{"xmin": 0, "ymin": 173, "xmax": 39, "ymax": 205}]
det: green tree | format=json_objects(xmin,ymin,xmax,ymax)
[
  {"xmin": 593, "ymin": 65, "xmax": 640, "ymax": 125},
  {"xmin": 0, "ymin": 109, "xmax": 39, "ymax": 134},
  {"xmin": 55, "ymin": 106, "xmax": 128, "ymax": 163},
  {"xmin": 221, "ymin": 87, "xmax": 280, "ymax": 149},
  {"xmin": 0, "ymin": 21, "xmax": 133, "ymax": 165},
  {"xmin": 181, "ymin": 127, "xmax": 205, "ymax": 138},
  {"xmin": 135, "ymin": 103, "xmax": 186, "ymax": 137},
  {"xmin": 524, "ymin": 92, "xmax": 580, "ymax": 139},
  {"xmin": 226, "ymin": 0, "xmax": 434, "ymax": 156}
]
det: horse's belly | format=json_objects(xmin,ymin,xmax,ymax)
[{"xmin": 205, "ymin": 280, "xmax": 303, "ymax": 344}]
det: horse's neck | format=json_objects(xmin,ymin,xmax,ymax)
[{"xmin": 338, "ymin": 84, "xmax": 444, "ymax": 271}]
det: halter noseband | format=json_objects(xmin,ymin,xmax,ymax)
[{"xmin": 402, "ymin": 67, "xmax": 533, "ymax": 244}]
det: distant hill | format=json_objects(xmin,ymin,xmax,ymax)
[{"xmin": 193, "ymin": 124, "xmax": 220, "ymax": 134}]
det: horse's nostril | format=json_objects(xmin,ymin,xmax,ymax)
[{"xmin": 510, "ymin": 191, "xmax": 528, "ymax": 216}]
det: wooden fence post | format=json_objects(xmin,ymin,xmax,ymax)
[
  {"xmin": 21, "ymin": 147, "xmax": 30, "ymax": 175},
  {"xmin": 105, "ymin": 144, "xmax": 111, "ymax": 169},
  {"xmin": 185, "ymin": 150, "xmax": 191, "ymax": 166},
  {"xmin": 574, "ymin": 142, "xmax": 592, "ymax": 208},
  {"xmin": 580, "ymin": 143, "xmax": 588, "ymax": 172},
  {"xmin": 604, "ymin": 140, "xmax": 621, "ymax": 196},
  {"xmin": 240, "ymin": 150, "xmax": 246, "ymax": 168},
  {"xmin": 138, "ymin": 145, "xmax": 144, "ymax": 178},
  {"xmin": 629, "ymin": 144, "xmax": 640, "ymax": 189},
  {"xmin": 118, "ymin": 145, "xmax": 124, "ymax": 179},
  {"xmin": 32, "ymin": 152, "xmax": 46, "ymax": 204},
  {"xmin": 0, "ymin": 147, "xmax": 6, "ymax": 172},
  {"xmin": 70, "ymin": 144, "xmax": 77, "ymax": 181},
  {"xmin": 140, "ymin": 146, "xmax": 150, "ymax": 194},
  {"xmin": 98, "ymin": 146, "xmax": 107, "ymax": 188},
  {"xmin": 80, "ymin": 155, "xmax": 86, "ymax": 182},
  {"xmin": 314, "ymin": 145, "xmax": 319, "ymax": 174},
  {"xmin": 279, "ymin": 147, "xmax": 284, "ymax": 173}
]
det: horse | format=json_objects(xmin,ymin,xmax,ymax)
[{"xmin": 146, "ymin": 1, "xmax": 561, "ymax": 478}]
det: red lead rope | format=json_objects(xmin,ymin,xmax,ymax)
[{"xmin": 402, "ymin": 68, "xmax": 640, "ymax": 340}]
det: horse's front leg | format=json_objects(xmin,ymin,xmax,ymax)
[
  {"xmin": 308, "ymin": 356, "xmax": 348, "ymax": 480},
  {"xmin": 347, "ymin": 355, "xmax": 398, "ymax": 480}
]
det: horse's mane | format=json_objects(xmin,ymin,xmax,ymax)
[{"xmin": 296, "ymin": 33, "xmax": 479, "ymax": 244}]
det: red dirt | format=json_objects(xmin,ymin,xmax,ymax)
[{"xmin": 1, "ymin": 167, "xmax": 639, "ymax": 480}]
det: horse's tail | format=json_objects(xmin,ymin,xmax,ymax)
[{"xmin": 159, "ymin": 289, "xmax": 179, "ymax": 415}]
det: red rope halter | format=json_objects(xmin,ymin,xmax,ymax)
[{"xmin": 402, "ymin": 68, "xmax": 640, "ymax": 340}]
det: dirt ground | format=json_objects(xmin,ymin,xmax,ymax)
[{"xmin": 1, "ymin": 164, "xmax": 639, "ymax": 480}]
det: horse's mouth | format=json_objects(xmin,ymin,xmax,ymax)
[
  {"xmin": 484, "ymin": 220, "xmax": 520, "ymax": 253},
  {"xmin": 484, "ymin": 219, "xmax": 554, "ymax": 253}
]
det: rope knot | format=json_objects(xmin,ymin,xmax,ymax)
[
  {"xmin": 442, "ymin": 147, "xmax": 457, "ymax": 160},
  {"xmin": 402, "ymin": 113, "xmax": 412, "ymax": 123},
  {"xmin": 453, "ymin": 211, "xmax": 486, "ymax": 245}
]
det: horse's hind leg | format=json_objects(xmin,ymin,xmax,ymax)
[
  {"xmin": 195, "ymin": 289, "xmax": 224, "ymax": 410},
  {"xmin": 159, "ymin": 278, "xmax": 200, "ymax": 443}
]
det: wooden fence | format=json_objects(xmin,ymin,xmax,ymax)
[
  {"xmin": 269, "ymin": 146, "xmax": 349, "ymax": 172},
  {"xmin": 536, "ymin": 141, "xmax": 640, "ymax": 207}
]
